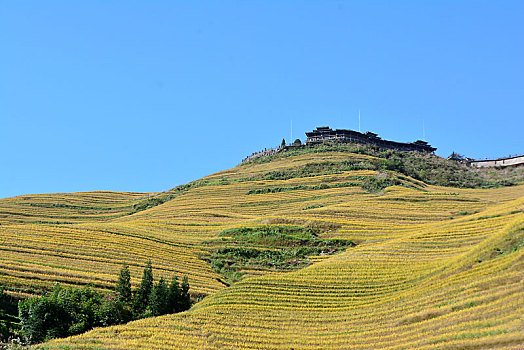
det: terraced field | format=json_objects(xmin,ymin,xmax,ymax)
[
  {"xmin": 1, "ymin": 150, "xmax": 523, "ymax": 348},
  {"xmin": 0, "ymin": 191, "xmax": 224, "ymax": 296},
  {"xmin": 0, "ymin": 191, "xmax": 147, "ymax": 224}
]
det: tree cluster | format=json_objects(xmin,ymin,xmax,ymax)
[
  {"xmin": 125, "ymin": 261, "xmax": 191, "ymax": 319},
  {"xmin": 18, "ymin": 262, "xmax": 191, "ymax": 344},
  {"xmin": 0, "ymin": 287, "xmax": 19, "ymax": 343}
]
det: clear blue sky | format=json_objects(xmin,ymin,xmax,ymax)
[{"xmin": 1, "ymin": 1, "xmax": 523, "ymax": 198}]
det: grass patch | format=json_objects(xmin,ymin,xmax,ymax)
[
  {"xmin": 201, "ymin": 225, "xmax": 354, "ymax": 284},
  {"xmin": 303, "ymin": 204, "xmax": 324, "ymax": 210},
  {"xmin": 131, "ymin": 181, "xmax": 211, "ymax": 213},
  {"xmin": 361, "ymin": 173, "xmax": 402, "ymax": 193}
]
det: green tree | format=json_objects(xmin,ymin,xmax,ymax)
[
  {"xmin": 0, "ymin": 286, "xmax": 19, "ymax": 342},
  {"xmin": 115, "ymin": 263, "xmax": 132, "ymax": 304},
  {"xmin": 178, "ymin": 276, "xmax": 191, "ymax": 312},
  {"xmin": 19, "ymin": 296, "xmax": 48, "ymax": 343},
  {"xmin": 97, "ymin": 295, "xmax": 131, "ymax": 326},
  {"xmin": 281, "ymin": 138, "xmax": 286, "ymax": 147},
  {"xmin": 17, "ymin": 265, "xmax": 192, "ymax": 344},
  {"xmin": 133, "ymin": 261, "xmax": 154, "ymax": 316},
  {"xmin": 294, "ymin": 138, "xmax": 302, "ymax": 146},
  {"xmin": 167, "ymin": 276, "xmax": 180, "ymax": 313},
  {"xmin": 148, "ymin": 277, "xmax": 168, "ymax": 316},
  {"xmin": 18, "ymin": 283, "xmax": 104, "ymax": 344}
]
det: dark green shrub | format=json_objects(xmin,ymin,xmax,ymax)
[
  {"xmin": 361, "ymin": 173, "xmax": 402, "ymax": 193},
  {"xmin": 18, "ymin": 263, "xmax": 192, "ymax": 344},
  {"xmin": 18, "ymin": 284, "xmax": 104, "ymax": 343},
  {"xmin": 0, "ymin": 287, "xmax": 19, "ymax": 342}
]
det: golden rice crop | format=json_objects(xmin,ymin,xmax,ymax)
[{"xmin": 0, "ymin": 151, "xmax": 522, "ymax": 349}]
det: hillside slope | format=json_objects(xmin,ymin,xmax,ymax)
[
  {"xmin": 4, "ymin": 151, "xmax": 517, "ymax": 296},
  {"xmin": 44, "ymin": 199, "xmax": 523, "ymax": 349},
  {"xmin": 0, "ymin": 191, "xmax": 224, "ymax": 295},
  {"xmin": 1, "ymin": 149, "xmax": 522, "ymax": 348}
]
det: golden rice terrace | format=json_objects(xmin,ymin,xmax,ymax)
[{"xmin": 1, "ymin": 146, "xmax": 522, "ymax": 349}]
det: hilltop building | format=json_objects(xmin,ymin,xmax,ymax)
[
  {"xmin": 469, "ymin": 154, "xmax": 524, "ymax": 168},
  {"xmin": 305, "ymin": 126, "xmax": 436, "ymax": 153}
]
